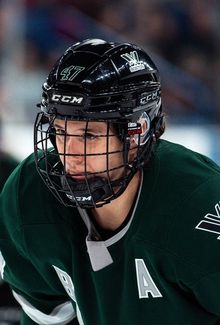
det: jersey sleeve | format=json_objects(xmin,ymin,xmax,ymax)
[
  {"xmin": 0, "ymin": 163, "xmax": 78, "ymax": 325},
  {"xmin": 168, "ymin": 174, "xmax": 220, "ymax": 317},
  {"xmin": 191, "ymin": 176, "xmax": 220, "ymax": 317}
]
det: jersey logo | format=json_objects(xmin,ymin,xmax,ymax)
[
  {"xmin": 135, "ymin": 259, "xmax": 162, "ymax": 299},
  {"xmin": 121, "ymin": 51, "xmax": 145, "ymax": 73},
  {"xmin": 195, "ymin": 201, "xmax": 220, "ymax": 240},
  {"xmin": 60, "ymin": 65, "xmax": 85, "ymax": 81}
]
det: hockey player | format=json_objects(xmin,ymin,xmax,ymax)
[{"xmin": 1, "ymin": 39, "xmax": 220, "ymax": 324}]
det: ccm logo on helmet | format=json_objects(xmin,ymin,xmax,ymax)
[
  {"xmin": 66, "ymin": 194, "xmax": 92, "ymax": 202},
  {"xmin": 140, "ymin": 91, "xmax": 159, "ymax": 105},
  {"xmin": 51, "ymin": 94, "xmax": 84, "ymax": 104}
]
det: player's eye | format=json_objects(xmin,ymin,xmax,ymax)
[
  {"xmin": 55, "ymin": 128, "xmax": 66, "ymax": 135},
  {"xmin": 82, "ymin": 132, "xmax": 98, "ymax": 140}
]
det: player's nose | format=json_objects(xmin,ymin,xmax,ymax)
[{"xmin": 64, "ymin": 138, "xmax": 85, "ymax": 169}]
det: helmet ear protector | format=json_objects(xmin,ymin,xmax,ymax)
[{"xmin": 34, "ymin": 38, "xmax": 165, "ymax": 208}]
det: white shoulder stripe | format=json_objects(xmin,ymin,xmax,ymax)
[
  {"xmin": 0, "ymin": 250, "xmax": 6, "ymax": 281},
  {"xmin": 12, "ymin": 290, "xmax": 76, "ymax": 325}
]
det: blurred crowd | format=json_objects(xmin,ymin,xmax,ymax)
[
  {"xmin": 8, "ymin": 0, "xmax": 220, "ymax": 123},
  {"xmin": 97, "ymin": 0, "xmax": 220, "ymax": 123},
  {"xmin": 0, "ymin": 0, "xmax": 219, "ymax": 124}
]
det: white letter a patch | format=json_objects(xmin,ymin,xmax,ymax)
[{"xmin": 135, "ymin": 259, "xmax": 162, "ymax": 299}]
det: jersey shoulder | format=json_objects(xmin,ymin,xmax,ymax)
[
  {"xmin": 0, "ymin": 153, "xmax": 77, "ymax": 235},
  {"xmin": 0, "ymin": 152, "xmax": 19, "ymax": 190},
  {"xmin": 144, "ymin": 139, "xmax": 220, "ymax": 210},
  {"xmin": 137, "ymin": 140, "xmax": 220, "ymax": 267},
  {"xmin": 156, "ymin": 139, "xmax": 220, "ymax": 177},
  {"xmin": 153, "ymin": 139, "xmax": 220, "ymax": 202}
]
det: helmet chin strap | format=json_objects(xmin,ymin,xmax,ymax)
[{"xmin": 60, "ymin": 175, "xmax": 128, "ymax": 208}]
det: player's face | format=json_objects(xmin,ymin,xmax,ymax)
[{"xmin": 54, "ymin": 119, "xmax": 125, "ymax": 181}]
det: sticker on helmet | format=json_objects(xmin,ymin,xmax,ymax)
[
  {"xmin": 121, "ymin": 51, "xmax": 145, "ymax": 73},
  {"xmin": 128, "ymin": 112, "xmax": 150, "ymax": 145},
  {"xmin": 128, "ymin": 122, "xmax": 142, "ymax": 135},
  {"xmin": 60, "ymin": 65, "xmax": 85, "ymax": 81}
]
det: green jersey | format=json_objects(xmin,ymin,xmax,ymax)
[
  {"xmin": 0, "ymin": 152, "xmax": 18, "ymax": 191},
  {"xmin": 1, "ymin": 139, "xmax": 220, "ymax": 325}
]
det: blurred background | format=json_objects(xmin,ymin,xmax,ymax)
[
  {"xmin": 1, "ymin": 0, "xmax": 220, "ymax": 162},
  {"xmin": 1, "ymin": 0, "xmax": 220, "ymax": 323}
]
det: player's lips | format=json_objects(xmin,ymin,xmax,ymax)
[
  {"xmin": 67, "ymin": 171, "xmax": 91, "ymax": 180},
  {"xmin": 72, "ymin": 175, "xmax": 86, "ymax": 180}
]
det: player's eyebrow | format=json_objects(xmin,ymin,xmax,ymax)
[
  {"xmin": 53, "ymin": 122, "xmax": 64, "ymax": 129},
  {"xmin": 53, "ymin": 122, "xmax": 106, "ymax": 134}
]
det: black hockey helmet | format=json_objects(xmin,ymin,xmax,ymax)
[{"xmin": 34, "ymin": 38, "xmax": 164, "ymax": 208}]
